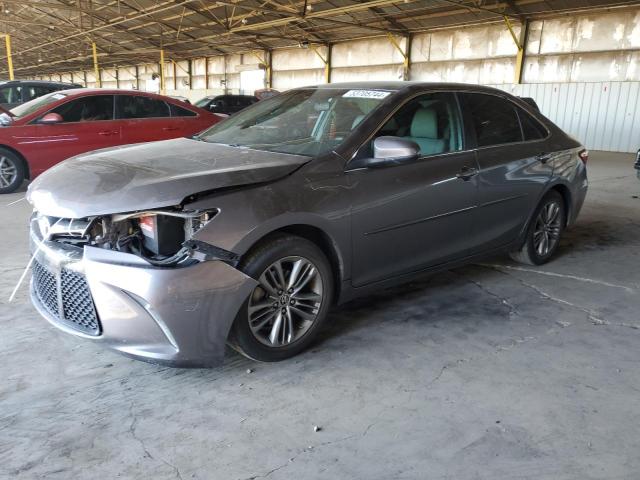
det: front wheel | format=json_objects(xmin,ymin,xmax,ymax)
[
  {"xmin": 229, "ymin": 234, "xmax": 334, "ymax": 362},
  {"xmin": 510, "ymin": 190, "xmax": 566, "ymax": 265},
  {"xmin": 0, "ymin": 149, "xmax": 25, "ymax": 194}
]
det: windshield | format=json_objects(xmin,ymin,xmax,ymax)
[
  {"xmin": 10, "ymin": 92, "xmax": 68, "ymax": 119},
  {"xmin": 198, "ymin": 88, "xmax": 392, "ymax": 156},
  {"xmin": 195, "ymin": 97, "xmax": 212, "ymax": 108}
]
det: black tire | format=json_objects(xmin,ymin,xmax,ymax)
[
  {"xmin": 0, "ymin": 148, "xmax": 25, "ymax": 194},
  {"xmin": 229, "ymin": 234, "xmax": 334, "ymax": 362},
  {"xmin": 510, "ymin": 190, "xmax": 566, "ymax": 265}
]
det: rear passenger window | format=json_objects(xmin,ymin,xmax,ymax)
[
  {"xmin": 517, "ymin": 108, "xmax": 547, "ymax": 141},
  {"xmin": 116, "ymin": 95, "xmax": 170, "ymax": 119},
  {"xmin": 462, "ymin": 93, "xmax": 522, "ymax": 147},
  {"xmin": 24, "ymin": 86, "xmax": 53, "ymax": 102},
  {"xmin": 170, "ymin": 103, "xmax": 196, "ymax": 117}
]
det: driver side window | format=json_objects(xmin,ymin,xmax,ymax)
[
  {"xmin": 368, "ymin": 92, "xmax": 463, "ymax": 158},
  {"xmin": 49, "ymin": 95, "xmax": 114, "ymax": 123}
]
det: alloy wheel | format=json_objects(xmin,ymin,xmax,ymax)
[
  {"xmin": 248, "ymin": 256, "xmax": 324, "ymax": 347},
  {"xmin": 0, "ymin": 156, "xmax": 17, "ymax": 189},
  {"xmin": 533, "ymin": 200, "xmax": 562, "ymax": 257}
]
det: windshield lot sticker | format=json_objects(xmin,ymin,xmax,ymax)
[{"xmin": 343, "ymin": 90, "xmax": 391, "ymax": 99}]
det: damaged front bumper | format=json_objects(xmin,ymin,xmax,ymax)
[{"xmin": 29, "ymin": 225, "xmax": 257, "ymax": 367}]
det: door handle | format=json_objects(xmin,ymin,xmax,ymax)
[
  {"xmin": 536, "ymin": 152, "xmax": 552, "ymax": 164},
  {"xmin": 456, "ymin": 166, "xmax": 479, "ymax": 181},
  {"xmin": 98, "ymin": 130, "xmax": 118, "ymax": 136}
]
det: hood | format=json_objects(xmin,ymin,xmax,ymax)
[{"xmin": 27, "ymin": 137, "xmax": 310, "ymax": 218}]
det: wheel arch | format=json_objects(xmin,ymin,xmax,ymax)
[
  {"xmin": 241, "ymin": 223, "xmax": 346, "ymax": 304},
  {"xmin": 0, "ymin": 144, "xmax": 30, "ymax": 180},
  {"xmin": 547, "ymin": 182, "xmax": 572, "ymax": 227}
]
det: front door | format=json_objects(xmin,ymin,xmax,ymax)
[
  {"xmin": 17, "ymin": 94, "xmax": 120, "ymax": 175},
  {"xmin": 349, "ymin": 92, "xmax": 480, "ymax": 287}
]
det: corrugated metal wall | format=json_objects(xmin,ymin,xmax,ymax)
[{"xmin": 491, "ymin": 82, "xmax": 640, "ymax": 153}]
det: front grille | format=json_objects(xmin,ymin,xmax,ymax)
[
  {"xmin": 61, "ymin": 269, "xmax": 100, "ymax": 335},
  {"xmin": 32, "ymin": 261, "xmax": 58, "ymax": 316},
  {"xmin": 32, "ymin": 260, "xmax": 101, "ymax": 336}
]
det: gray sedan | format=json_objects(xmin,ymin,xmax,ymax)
[{"xmin": 27, "ymin": 82, "xmax": 588, "ymax": 367}]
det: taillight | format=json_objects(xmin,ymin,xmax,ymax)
[{"xmin": 578, "ymin": 149, "xmax": 589, "ymax": 165}]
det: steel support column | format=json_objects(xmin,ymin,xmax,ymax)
[
  {"xmin": 504, "ymin": 16, "xmax": 528, "ymax": 84},
  {"xmin": 159, "ymin": 48, "xmax": 166, "ymax": 94},
  {"xmin": 4, "ymin": 35, "xmax": 13, "ymax": 81},
  {"xmin": 386, "ymin": 33, "xmax": 410, "ymax": 80},
  {"xmin": 92, "ymin": 42, "xmax": 101, "ymax": 87},
  {"xmin": 310, "ymin": 44, "xmax": 331, "ymax": 84}
]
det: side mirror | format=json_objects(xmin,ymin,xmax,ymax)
[
  {"xmin": 348, "ymin": 136, "xmax": 420, "ymax": 170},
  {"xmin": 39, "ymin": 112, "xmax": 63, "ymax": 124}
]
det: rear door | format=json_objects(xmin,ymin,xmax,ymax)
[
  {"xmin": 349, "ymin": 91, "xmax": 481, "ymax": 287},
  {"xmin": 20, "ymin": 94, "xmax": 119, "ymax": 173},
  {"xmin": 115, "ymin": 94, "xmax": 177, "ymax": 144},
  {"xmin": 459, "ymin": 92, "xmax": 553, "ymax": 250}
]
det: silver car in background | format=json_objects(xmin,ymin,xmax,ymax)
[{"xmin": 27, "ymin": 82, "xmax": 588, "ymax": 367}]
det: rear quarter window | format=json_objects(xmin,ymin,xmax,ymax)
[
  {"xmin": 170, "ymin": 103, "xmax": 197, "ymax": 117},
  {"xmin": 517, "ymin": 107, "xmax": 548, "ymax": 141}
]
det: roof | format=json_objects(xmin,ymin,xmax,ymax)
[
  {"xmin": 309, "ymin": 81, "xmax": 508, "ymax": 93},
  {"xmin": 0, "ymin": 79, "xmax": 80, "ymax": 86},
  {"xmin": 0, "ymin": 0, "xmax": 635, "ymax": 77}
]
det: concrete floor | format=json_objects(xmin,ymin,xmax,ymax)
[{"xmin": 1, "ymin": 152, "xmax": 639, "ymax": 480}]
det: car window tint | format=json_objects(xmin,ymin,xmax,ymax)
[
  {"xmin": 24, "ymin": 86, "xmax": 53, "ymax": 102},
  {"xmin": 50, "ymin": 95, "xmax": 114, "ymax": 122},
  {"xmin": 194, "ymin": 97, "xmax": 211, "ymax": 108},
  {"xmin": 0, "ymin": 86, "xmax": 21, "ymax": 104},
  {"xmin": 462, "ymin": 93, "xmax": 523, "ymax": 147},
  {"xmin": 517, "ymin": 107, "xmax": 547, "ymax": 141},
  {"xmin": 170, "ymin": 103, "xmax": 196, "ymax": 117},
  {"xmin": 371, "ymin": 92, "xmax": 463, "ymax": 157},
  {"xmin": 116, "ymin": 95, "xmax": 170, "ymax": 119}
]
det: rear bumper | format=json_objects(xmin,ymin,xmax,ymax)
[{"xmin": 30, "ymin": 229, "xmax": 257, "ymax": 367}]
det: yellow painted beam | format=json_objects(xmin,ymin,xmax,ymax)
[
  {"xmin": 502, "ymin": 15, "xmax": 522, "ymax": 50},
  {"xmin": 386, "ymin": 33, "xmax": 409, "ymax": 80},
  {"xmin": 504, "ymin": 17, "xmax": 529, "ymax": 84},
  {"xmin": 92, "ymin": 42, "xmax": 101, "ymax": 87},
  {"xmin": 309, "ymin": 44, "xmax": 331, "ymax": 83},
  {"xmin": 3, "ymin": 35, "xmax": 13, "ymax": 80},
  {"xmin": 160, "ymin": 48, "xmax": 166, "ymax": 94}
]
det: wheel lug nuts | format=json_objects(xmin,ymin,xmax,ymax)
[
  {"xmin": 278, "ymin": 290, "xmax": 283, "ymax": 295},
  {"xmin": 288, "ymin": 288, "xmax": 293, "ymax": 293},
  {"xmin": 290, "ymin": 300, "xmax": 295, "ymax": 305}
]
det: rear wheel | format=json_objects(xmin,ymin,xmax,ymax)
[
  {"xmin": 0, "ymin": 149, "xmax": 25, "ymax": 194},
  {"xmin": 510, "ymin": 190, "xmax": 566, "ymax": 265},
  {"xmin": 229, "ymin": 234, "xmax": 334, "ymax": 362}
]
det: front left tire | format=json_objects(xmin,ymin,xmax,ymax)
[
  {"xmin": 0, "ymin": 148, "xmax": 25, "ymax": 194},
  {"xmin": 229, "ymin": 234, "xmax": 334, "ymax": 362}
]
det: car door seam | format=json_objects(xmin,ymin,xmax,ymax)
[{"xmin": 364, "ymin": 205, "xmax": 477, "ymax": 236}]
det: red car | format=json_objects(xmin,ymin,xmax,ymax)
[{"xmin": 0, "ymin": 89, "xmax": 221, "ymax": 193}]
